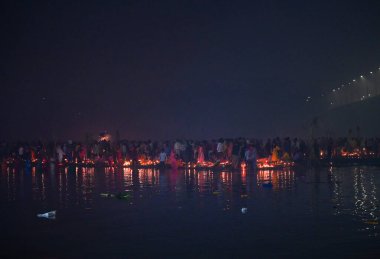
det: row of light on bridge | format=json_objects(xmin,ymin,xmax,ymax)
[{"xmin": 305, "ymin": 66, "xmax": 380, "ymax": 102}]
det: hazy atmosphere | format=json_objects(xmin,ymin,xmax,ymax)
[{"xmin": 1, "ymin": 0, "xmax": 380, "ymax": 140}]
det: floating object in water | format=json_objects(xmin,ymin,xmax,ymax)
[
  {"xmin": 241, "ymin": 208, "xmax": 248, "ymax": 214},
  {"xmin": 116, "ymin": 192, "xmax": 131, "ymax": 200},
  {"xmin": 364, "ymin": 220, "xmax": 378, "ymax": 225},
  {"xmin": 100, "ymin": 193, "xmax": 115, "ymax": 198},
  {"xmin": 37, "ymin": 210, "xmax": 56, "ymax": 219},
  {"xmin": 241, "ymin": 194, "xmax": 248, "ymax": 198},
  {"xmin": 213, "ymin": 191, "xmax": 221, "ymax": 195},
  {"xmin": 262, "ymin": 181, "xmax": 273, "ymax": 188},
  {"xmin": 100, "ymin": 192, "xmax": 131, "ymax": 199}
]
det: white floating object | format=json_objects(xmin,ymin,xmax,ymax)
[
  {"xmin": 37, "ymin": 210, "xmax": 56, "ymax": 219},
  {"xmin": 241, "ymin": 208, "xmax": 247, "ymax": 214}
]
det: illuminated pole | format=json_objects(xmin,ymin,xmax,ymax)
[{"xmin": 376, "ymin": 68, "xmax": 380, "ymax": 96}]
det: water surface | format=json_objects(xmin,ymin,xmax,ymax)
[{"xmin": 1, "ymin": 165, "xmax": 380, "ymax": 258}]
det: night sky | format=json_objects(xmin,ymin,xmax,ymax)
[{"xmin": 1, "ymin": 0, "xmax": 380, "ymax": 141}]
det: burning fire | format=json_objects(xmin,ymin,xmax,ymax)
[{"xmin": 256, "ymin": 158, "xmax": 294, "ymax": 169}]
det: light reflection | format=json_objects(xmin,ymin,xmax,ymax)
[
  {"xmin": 197, "ymin": 170, "xmax": 211, "ymax": 193},
  {"xmin": 138, "ymin": 168, "xmax": 159, "ymax": 187},
  {"xmin": 0, "ymin": 165, "xmax": 379, "ymax": 238},
  {"xmin": 256, "ymin": 170, "xmax": 295, "ymax": 190},
  {"xmin": 58, "ymin": 167, "xmax": 67, "ymax": 208},
  {"xmin": 82, "ymin": 167, "xmax": 94, "ymax": 207},
  {"xmin": 331, "ymin": 167, "xmax": 379, "ymax": 236},
  {"xmin": 123, "ymin": 168, "xmax": 133, "ymax": 189},
  {"xmin": 241, "ymin": 169, "xmax": 247, "ymax": 186}
]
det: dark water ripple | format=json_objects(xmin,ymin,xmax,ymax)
[{"xmin": 1, "ymin": 165, "xmax": 380, "ymax": 258}]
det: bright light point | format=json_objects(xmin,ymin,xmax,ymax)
[
  {"xmin": 332, "ymin": 89, "xmax": 335, "ymax": 92},
  {"xmin": 370, "ymin": 71, "xmax": 373, "ymax": 74},
  {"xmin": 353, "ymin": 79, "xmax": 356, "ymax": 82},
  {"xmin": 360, "ymin": 75, "xmax": 364, "ymax": 78}
]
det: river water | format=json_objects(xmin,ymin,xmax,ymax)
[{"xmin": 1, "ymin": 165, "xmax": 380, "ymax": 258}]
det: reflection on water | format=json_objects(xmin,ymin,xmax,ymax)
[
  {"xmin": 256, "ymin": 170, "xmax": 295, "ymax": 190},
  {"xmin": 1, "ymin": 165, "xmax": 380, "ymax": 238},
  {"xmin": 2, "ymin": 166, "xmax": 295, "ymax": 203},
  {"xmin": 330, "ymin": 167, "xmax": 379, "ymax": 236}
]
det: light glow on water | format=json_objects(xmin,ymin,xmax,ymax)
[{"xmin": 1, "ymin": 166, "xmax": 380, "ymax": 257}]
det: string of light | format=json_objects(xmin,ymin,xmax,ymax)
[{"xmin": 305, "ymin": 66, "xmax": 380, "ymax": 102}]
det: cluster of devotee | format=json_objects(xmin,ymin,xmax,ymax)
[{"xmin": 1, "ymin": 134, "xmax": 380, "ymax": 169}]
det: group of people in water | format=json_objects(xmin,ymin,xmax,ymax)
[{"xmin": 1, "ymin": 134, "xmax": 380, "ymax": 169}]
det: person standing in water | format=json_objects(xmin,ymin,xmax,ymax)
[
  {"xmin": 197, "ymin": 145, "xmax": 205, "ymax": 164},
  {"xmin": 169, "ymin": 150, "xmax": 178, "ymax": 170},
  {"xmin": 56, "ymin": 145, "xmax": 64, "ymax": 164},
  {"xmin": 231, "ymin": 140, "xmax": 240, "ymax": 169},
  {"xmin": 159, "ymin": 149, "xmax": 167, "ymax": 168}
]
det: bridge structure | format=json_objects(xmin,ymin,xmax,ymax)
[{"xmin": 305, "ymin": 66, "xmax": 380, "ymax": 137}]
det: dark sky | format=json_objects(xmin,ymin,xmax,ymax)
[{"xmin": 1, "ymin": 0, "xmax": 380, "ymax": 141}]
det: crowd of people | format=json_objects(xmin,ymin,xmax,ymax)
[{"xmin": 1, "ymin": 135, "xmax": 380, "ymax": 169}]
